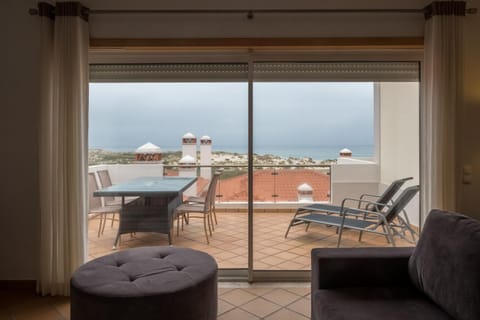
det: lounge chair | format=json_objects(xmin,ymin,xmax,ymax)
[
  {"xmin": 285, "ymin": 185, "xmax": 420, "ymax": 247},
  {"xmin": 285, "ymin": 177, "xmax": 413, "ymax": 238}
]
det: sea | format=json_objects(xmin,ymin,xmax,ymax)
[{"xmin": 90, "ymin": 145, "xmax": 374, "ymax": 161}]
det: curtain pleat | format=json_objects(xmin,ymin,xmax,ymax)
[
  {"xmin": 37, "ymin": 2, "xmax": 89, "ymax": 296},
  {"xmin": 422, "ymin": 2, "xmax": 463, "ymax": 219}
]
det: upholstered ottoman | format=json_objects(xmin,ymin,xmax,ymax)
[{"xmin": 71, "ymin": 246, "xmax": 217, "ymax": 320}]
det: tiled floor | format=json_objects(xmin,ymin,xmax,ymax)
[
  {"xmin": 1, "ymin": 211, "xmax": 414, "ymax": 319},
  {"xmin": 0, "ymin": 283, "xmax": 311, "ymax": 320},
  {"xmin": 88, "ymin": 210, "xmax": 415, "ymax": 269}
]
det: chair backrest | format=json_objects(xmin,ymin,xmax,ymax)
[
  {"xmin": 97, "ymin": 170, "xmax": 115, "ymax": 202},
  {"xmin": 383, "ymin": 185, "xmax": 420, "ymax": 223},
  {"xmin": 203, "ymin": 171, "xmax": 221, "ymax": 211},
  {"xmin": 88, "ymin": 172, "xmax": 102, "ymax": 211},
  {"xmin": 370, "ymin": 177, "xmax": 413, "ymax": 212}
]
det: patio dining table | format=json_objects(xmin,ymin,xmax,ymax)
[{"xmin": 94, "ymin": 176, "xmax": 197, "ymax": 248}]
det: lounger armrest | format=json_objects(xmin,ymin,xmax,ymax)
[{"xmin": 311, "ymin": 247, "xmax": 414, "ymax": 291}]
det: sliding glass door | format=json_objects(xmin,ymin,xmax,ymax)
[
  {"xmin": 88, "ymin": 58, "xmax": 421, "ymax": 280},
  {"xmin": 251, "ymin": 61, "xmax": 420, "ymax": 273}
]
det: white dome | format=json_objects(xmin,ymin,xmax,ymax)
[
  {"xmin": 339, "ymin": 148, "xmax": 352, "ymax": 154},
  {"xmin": 297, "ymin": 183, "xmax": 313, "ymax": 192},
  {"xmin": 200, "ymin": 135, "xmax": 211, "ymax": 141},
  {"xmin": 183, "ymin": 132, "xmax": 196, "ymax": 139},
  {"xmin": 135, "ymin": 142, "xmax": 162, "ymax": 154},
  {"xmin": 179, "ymin": 155, "xmax": 196, "ymax": 164}
]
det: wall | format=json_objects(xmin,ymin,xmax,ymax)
[
  {"xmin": 330, "ymin": 159, "xmax": 379, "ymax": 206},
  {"xmin": 0, "ymin": 0, "xmax": 41, "ymax": 280},
  {"xmin": 84, "ymin": 0, "xmax": 427, "ymax": 38},
  {"xmin": 1, "ymin": 0, "xmax": 479, "ymax": 280},
  {"xmin": 378, "ymin": 82, "xmax": 420, "ymax": 225},
  {"xmin": 89, "ymin": 164, "xmax": 165, "ymax": 184},
  {"xmin": 379, "ymin": 82, "xmax": 420, "ymax": 186}
]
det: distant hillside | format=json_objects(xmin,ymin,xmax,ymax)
[{"xmin": 88, "ymin": 149, "xmax": 335, "ymax": 166}]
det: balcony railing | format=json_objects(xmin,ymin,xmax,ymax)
[{"xmin": 162, "ymin": 164, "xmax": 331, "ymax": 205}]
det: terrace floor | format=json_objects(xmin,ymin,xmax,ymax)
[{"xmin": 88, "ymin": 210, "xmax": 414, "ymax": 270}]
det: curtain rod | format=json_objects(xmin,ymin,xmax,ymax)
[{"xmin": 29, "ymin": 7, "xmax": 478, "ymax": 18}]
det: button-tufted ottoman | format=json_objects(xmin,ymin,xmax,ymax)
[{"xmin": 70, "ymin": 246, "xmax": 217, "ymax": 320}]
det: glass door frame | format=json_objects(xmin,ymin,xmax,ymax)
[{"xmin": 88, "ymin": 48, "xmax": 424, "ymax": 282}]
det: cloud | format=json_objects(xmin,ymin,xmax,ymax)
[{"xmin": 89, "ymin": 82, "xmax": 373, "ymax": 152}]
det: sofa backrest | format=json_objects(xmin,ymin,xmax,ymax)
[{"xmin": 408, "ymin": 209, "xmax": 480, "ymax": 320}]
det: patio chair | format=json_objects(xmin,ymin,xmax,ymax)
[
  {"xmin": 97, "ymin": 169, "xmax": 138, "ymax": 229},
  {"xmin": 174, "ymin": 172, "xmax": 218, "ymax": 244},
  {"xmin": 88, "ymin": 173, "xmax": 121, "ymax": 237},
  {"xmin": 286, "ymin": 185, "xmax": 420, "ymax": 247},
  {"xmin": 185, "ymin": 170, "xmax": 222, "ymax": 228},
  {"xmin": 285, "ymin": 177, "xmax": 413, "ymax": 238}
]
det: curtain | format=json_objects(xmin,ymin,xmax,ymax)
[
  {"xmin": 422, "ymin": 1, "xmax": 465, "ymax": 220},
  {"xmin": 37, "ymin": 1, "xmax": 89, "ymax": 296}
]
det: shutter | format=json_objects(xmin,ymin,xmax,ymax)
[
  {"xmin": 90, "ymin": 63, "xmax": 249, "ymax": 82},
  {"xmin": 253, "ymin": 62, "xmax": 419, "ymax": 82},
  {"xmin": 90, "ymin": 62, "xmax": 419, "ymax": 82}
]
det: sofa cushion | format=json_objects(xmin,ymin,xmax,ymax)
[
  {"xmin": 313, "ymin": 286, "xmax": 453, "ymax": 320},
  {"xmin": 408, "ymin": 210, "xmax": 480, "ymax": 320}
]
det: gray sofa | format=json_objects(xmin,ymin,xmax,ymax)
[{"xmin": 311, "ymin": 209, "xmax": 480, "ymax": 320}]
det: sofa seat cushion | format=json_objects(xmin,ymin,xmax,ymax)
[{"xmin": 313, "ymin": 286, "xmax": 453, "ymax": 320}]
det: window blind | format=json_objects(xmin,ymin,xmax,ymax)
[
  {"xmin": 90, "ymin": 61, "xmax": 419, "ymax": 82},
  {"xmin": 90, "ymin": 63, "xmax": 248, "ymax": 82},
  {"xmin": 253, "ymin": 62, "xmax": 419, "ymax": 82}
]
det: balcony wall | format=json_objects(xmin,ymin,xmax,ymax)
[{"xmin": 330, "ymin": 157, "xmax": 379, "ymax": 206}]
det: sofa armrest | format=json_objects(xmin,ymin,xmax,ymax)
[{"xmin": 311, "ymin": 247, "xmax": 414, "ymax": 291}]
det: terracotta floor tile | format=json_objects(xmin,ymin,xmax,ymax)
[{"xmin": 88, "ymin": 211, "xmax": 413, "ymax": 270}]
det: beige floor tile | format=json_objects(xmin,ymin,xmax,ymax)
[
  {"xmin": 262, "ymin": 288, "xmax": 303, "ymax": 306},
  {"xmin": 284, "ymin": 287, "xmax": 310, "ymax": 297},
  {"xmin": 220, "ymin": 289, "xmax": 257, "ymax": 306},
  {"xmin": 287, "ymin": 297, "xmax": 311, "ymax": 318},
  {"xmin": 240, "ymin": 297, "xmax": 282, "ymax": 318},
  {"xmin": 242, "ymin": 287, "xmax": 275, "ymax": 297},
  {"xmin": 218, "ymin": 299, "xmax": 236, "ymax": 316},
  {"xmin": 265, "ymin": 308, "xmax": 309, "ymax": 320},
  {"xmin": 217, "ymin": 308, "xmax": 260, "ymax": 320}
]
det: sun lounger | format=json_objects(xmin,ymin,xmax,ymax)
[{"xmin": 285, "ymin": 185, "xmax": 420, "ymax": 247}]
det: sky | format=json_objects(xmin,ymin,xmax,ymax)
[{"xmin": 89, "ymin": 82, "xmax": 374, "ymax": 152}]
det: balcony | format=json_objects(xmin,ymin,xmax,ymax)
[{"xmin": 88, "ymin": 160, "xmax": 418, "ymax": 270}]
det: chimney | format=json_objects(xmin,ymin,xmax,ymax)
[
  {"xmin": 134, "ymin": 142, "xmax": 162, "ymax": 162},
  {"xmin": 179, "ymin": 155, "xmax": 197, "ymax": 197},
  {"xmin": 297, "ymin": 183, "xmax": 313, "ymax": 203},
  {"xmin": 200, "ymin": 135, "xmax": 212, "ymax": 179},
  {"xmin": 339, "ymin": 148, "xmax": 352, "ymax": 158},
  {"xmin": 182, "ymin": 132, "xmax": 197, "ymax": 160}
]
